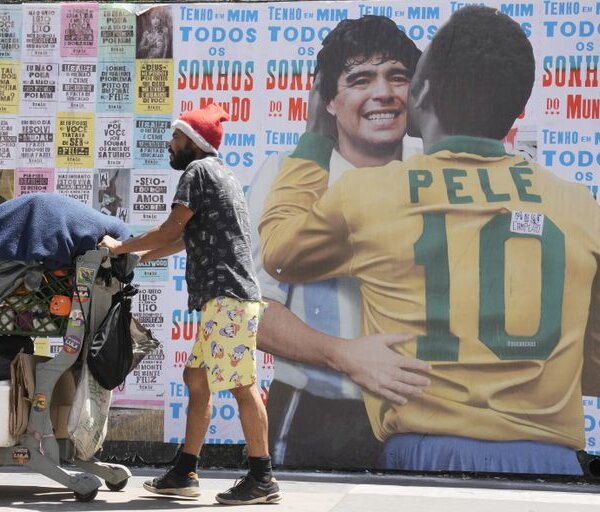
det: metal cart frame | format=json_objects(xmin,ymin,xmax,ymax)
[{"xmin": 0, "ymin": 248, "xmax": 131, "ymax": 502}]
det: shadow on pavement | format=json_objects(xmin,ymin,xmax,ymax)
[{"xmin": 0, "ymin": 485, "xmax": 220, "ymax": 510}]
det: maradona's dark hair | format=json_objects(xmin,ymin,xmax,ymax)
[
  {"xmin": 316, "ymin": 16, "xmax": 421, "ymax": 104},
  {"xmin": 422, "ymin": 6, "xmax": 535, "ymax": 139}
]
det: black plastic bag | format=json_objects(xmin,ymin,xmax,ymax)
[{"xmin": 87, "ymin": 285, "xmax": 136, "ymax": 390}]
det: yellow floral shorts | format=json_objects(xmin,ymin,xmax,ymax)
[{"xmin": 187, "ymin": 296, "xmax": 265, "ymax": 392}]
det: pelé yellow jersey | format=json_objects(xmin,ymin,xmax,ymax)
[{"xmin": 259, "ymin": 133, "xmax": 600, "ymax": 449}]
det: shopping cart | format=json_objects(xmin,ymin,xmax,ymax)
[{"xmin": 0, "ymin": 248, "xmax": 133, "ymax": 502}]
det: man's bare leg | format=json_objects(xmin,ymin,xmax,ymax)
[
  {"xmin": 232, "ymin": 384, "xmax": 269, "ymax": 456},
  {"xmin": 181, "ymin": 367, "xmax": 213, "ymax": 456},
  {"xmin": 143, "ymin": 367, "xmax": 212, "ymax": 497}
]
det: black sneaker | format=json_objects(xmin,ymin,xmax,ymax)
[
  {"xmin": 143, "ymin": 469, "xmax": 201, "ymax": 497},
  {"xmin": 215, "ymin": 474, "xmax": 282, "ymax": 505}
]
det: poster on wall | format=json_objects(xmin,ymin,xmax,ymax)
[
  {"xmin": 18, "ymin": 116, "xmax": 55, "ymax": 168},
  {"xmin": 129, "ymin": 168, "xmax": 170, "ymax": 224},
  {"xmin": 0, "ymin": 170, "xmax": 14, "ymax": 203},
  {"xmin": 537, "ymin": 2, "xmax": 600, "ymax": 193},
  {"xmin": 0, "ymin": 5, "xmax": 22, "ymax": 60},
  {"xmin": 133, "ymin": 115, "xmax": 171, "ymax": 169},
  {"xmin": 99, "ymin": 4, "xmax": 136, "ymax": 61},
  {"xmin": 55, "ymin": 112, "xmax": 95, "ymax": 168},
  {"xmin": 97, "ymin": 61, "xmax": 135, "ymax": 113},
  {"xmin": 136, "ymin": 5, "xmax": 172, "ymax": 60},
  {"xmin": 1, "ymin": 1, "xmax": 600, "ymax": 476},
  {"xmin": 129, "ymin": 225, "xmax": 171, "ymax": 283},
  {"xmin": 0, "ymin": 117, "xmax": 18, "ymax": 169},
  {"xmin": 112, "ymin": 282, "xmax": 167, "ymax": 409},
  {"xmin": 94, "ymin": 114, "xmax": 133, "ymax": 168},
  {"xmin": 93, "ymin": 167, "xmax": 130, "ymax": 221},
  {"xmin": 172, "ymin": 2, "xmax": 260, "ymax": 187},
  {"xmin": 58, "ymin": 61, "xmax": 98, "ymax": 113},
  {"xmin": 21, "ymin": 62, "xmax": 59, "ymax": 114},
  {"xmin": 22, "ymin": 3, "xmax": 61, "ymax": 61},
  {"xmin": 135, "ymin": 59, "xmax": 173, "ymax": 114},
  {"xmin": 60, "ymin": 3, "xmax": 98, "ymax": 59},
  {"xmin": 54, "ymin": 169, "xmax": 94, "ymax": 206},
  {"xmin": 15, "ymin": 168, "xmax": 54, "ymax": 196},
  {"xmin": 0, "ymin": 61, "xmax": 20, "ymax": 115}
]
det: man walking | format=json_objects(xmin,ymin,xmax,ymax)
[{"xmin": 100, "ymin": 103, "xmax": 281, "ymax": 503}]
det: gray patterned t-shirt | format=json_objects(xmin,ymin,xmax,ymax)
[{"xmin": 172, "ymin": 157, "xmax": 261, "ymax": 311}]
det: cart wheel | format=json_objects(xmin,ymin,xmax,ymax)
[
  {"xmin": 74, "ymin": 488, "xmax": 98, "ymax": 502},
  {"xmin": 106, "ymin": 478, "xmax": 128, "ymax": 492}
]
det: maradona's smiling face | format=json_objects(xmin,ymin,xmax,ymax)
[{"xmin": 327, "ymin": 56, "xmax": 410, "ymax": 151}]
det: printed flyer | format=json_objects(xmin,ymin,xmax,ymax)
[
  {"xmin": 15, "ymin": 167, "xmax": 54, "ymax": 196},
  {"xmin": 0, "ymin": 5, "xmax": 22, "ymax": 60},
  {"xmin": 22, "ymin": 3, "xmax": 61, "ymax": 61},
  {"xmin": 54, "ymin": 169, "xmax": 94, "ymax": 206},
  {"xmin": 55, "ymin": 112, "xmax": 95, "ymax": 168}
]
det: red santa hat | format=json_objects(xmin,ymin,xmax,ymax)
[{"xmin": 171, "ymin": 103, "xmax": 230, "ymax": 155}]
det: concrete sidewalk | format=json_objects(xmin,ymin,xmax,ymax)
[{"xmin": 2, "ymin": 468, "xmax": 600, "ymax": 512}]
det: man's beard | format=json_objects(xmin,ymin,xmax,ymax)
[{"xmin": 169, "ymin": 147, "xmax": 197, "ymax": 170}]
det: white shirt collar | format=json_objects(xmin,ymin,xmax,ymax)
[{"xmin": 328, "ymin": 148, "xmax": 355, "ymax": 185}]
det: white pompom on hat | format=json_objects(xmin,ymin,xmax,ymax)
[{"xmin": 171, "ymin": 103, "xmax": 230, "ymax": 155}]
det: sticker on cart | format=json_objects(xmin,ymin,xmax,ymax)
[
  {"xmin": 49, "ymin": 295, "xmax": 71, "ymax": 316},
  {"xmin": 12, "ymin": 447, "xmax": 30, "ymax": 465},
  {"xmin": 68, "ymin": 309, "xmax": 85, "ymax": 328},
  {"xmin": 74, "ymin": 285, "xmax": 90, "ymax": 304},
  {"xmin": 63, "ymin": 335, "xmax": 82, "ymax": 354},
  {"xmin": 77, "ymin": 267, "xmax": 96, "ymax": 285},
  {"xmin": 33, "ymin": 393, "xmax": 47, "ymax": 412}
]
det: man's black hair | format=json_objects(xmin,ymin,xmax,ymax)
[
  {"xmin": 316, "ymin": 16, "xmax": 422, "ymax": 104},
  {"xmin": 422, "ymin": 6, "xmax": 534, "ymax": 139}
]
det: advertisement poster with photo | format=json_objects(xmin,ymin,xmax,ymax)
[{"xmin": 0, "ymin": 1, "xmax": 599, "ymax": 476}]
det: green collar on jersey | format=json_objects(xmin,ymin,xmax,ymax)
[{"xmin": 426, "ymin": 136, "xmax": 508, "ymax": 157}]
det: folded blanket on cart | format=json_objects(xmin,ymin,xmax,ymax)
[{"xmin": 0, "ymin": 193, "xmax": 131, "ymax": 269}]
